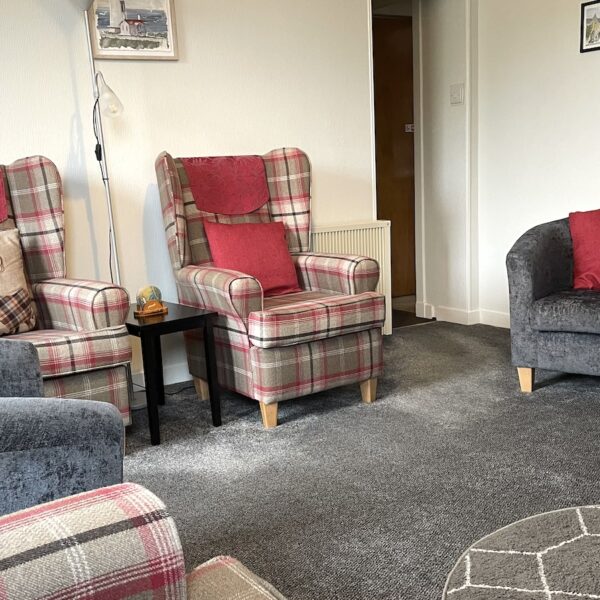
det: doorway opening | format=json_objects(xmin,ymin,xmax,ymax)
[{"xmin": 372, "ymin": 0, "xmax": 431, "ymax": 329}]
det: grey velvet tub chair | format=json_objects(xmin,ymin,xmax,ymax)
[
  {"xmin": 0, "ymin": 339, "xmax": 124, "ymax": 515},
  {"xmin": 506, "ymin": 217, "xmax": 600, "ymax": 392}
]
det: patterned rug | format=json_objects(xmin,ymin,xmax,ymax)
[
  {"xmin": 125, "ymin": 322, "xmax": 600, "ymax": 599},
  {"xmin": 445, "ymin": 506, "xmax": 600, "ymax": 599}
]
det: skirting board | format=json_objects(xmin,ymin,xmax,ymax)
[
  {"xmin": 418, "ymin": 302, "xmax": 510, "ymax": 329},
  {"xmin": 131, "ymin": 360, "xmax": 191, "ymax": 409}
]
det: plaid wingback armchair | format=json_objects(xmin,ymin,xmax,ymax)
[
  {"xmin": 0, "ymin": 156, "xmax": 132, "ymax": 423},
  {"xmin": 156, "ymin": 148, "xmax": 385, "ymax": 428}
]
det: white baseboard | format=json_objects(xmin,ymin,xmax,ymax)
[
  {"xmin": 421, "ymin": 303, "xmax": 510, "ymax": 329},
  {"xmin": 434, "ymin": 305, "xmax": 480, "ymax": 326},
  {"xmin": 478, "ymin": 309, "xmax": 510, "ymax": 329},
  {"xmin": 131, "ymin": 360, "xmax": 192, "ymax": 409},
  {"xmin": 416, "ymin": 301, "xmax": 435, "ymax": 319}
]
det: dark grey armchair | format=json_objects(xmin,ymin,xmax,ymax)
[
  {"xmin": 506, "ymin": 218, "xmax": 600, "ymax": 392},
  {"xmin": 0, "ymin": 340, "xmax": 124, "ymax": 515}
]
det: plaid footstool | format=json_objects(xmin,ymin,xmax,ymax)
[{"xmin": 188, "ymin": 556, "xmax": 286, "ymax": 600}]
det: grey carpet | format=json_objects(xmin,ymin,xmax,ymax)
[{"xmin": 124, "ymin": 323, "xmax": 600, "ymax": 599}]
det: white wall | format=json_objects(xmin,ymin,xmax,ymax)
[
  {"xmin": 477, "ymin": 0, "xmax": 600, "ymax": 324},
  {"xmin": 415, "ymin": 0, "xmax": 476, "ymax": 323},
  {"xmin": 415, "ymin": 0, "xmax": 598, "ymax": 329},
  {"xmin": 1, "ymin": 0, "xmax": 377, "ymax": 381}
]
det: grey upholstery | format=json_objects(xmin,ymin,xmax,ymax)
[
  {"xmin": 506, "ymin": 218, "xmax": 600, "ymax": 375},
  {"xmin": 0, "ymin": 340, "xmax": 43, "ymax": 397},
  {"xmin": 0, "ymin": 340, "xmax": 123, "ymax": 516},
  {"xmin": 531, "ymin": 290, "xmax": 600, "ymax": 334}
]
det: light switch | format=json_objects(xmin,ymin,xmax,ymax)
[{"xmin": 450, "ymin": 83, "xmax": 465, "ymax": 105}]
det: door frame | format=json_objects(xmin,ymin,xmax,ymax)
[
  {"xmin": 368, "ymin": 0, "xmax": 428, "ymax": 318},
  {"xmin": 369, "ymin": 0, "xmax": 480, "ymax": 322}
]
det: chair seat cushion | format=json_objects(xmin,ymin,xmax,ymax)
[
  {"xmin": 187, "ymin": 556, "xmax": 286, "ymax": 600},
  {"xmin": 531, "ymin": 290, "xmax": 600, "ymax": 334},
  {"xmin": 7, "ymin": 325, "xmax": 131, "ymax": 378},
  {"xmin": 248, "ymin": 290, "xmax": 385, "ymax": 348}
]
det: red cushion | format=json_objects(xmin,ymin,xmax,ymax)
[
  {"xmin": 203, "ymin": 221, "xmax": 302, "ymax": 296},
  {"xmin": 0, "ymin": 173, "xmax": 8, "ymax": 223},
  {"xmin": 569, "ymin": 209, "xmax": 600, "ymax": 290},
  {"xmin": 181, "ymin": 156, "xmax": 269, "ymax": 215}
]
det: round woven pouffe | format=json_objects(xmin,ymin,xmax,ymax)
[{"xmin": 443, "ymin": 506, "xmax": 600, "ymax": 599}]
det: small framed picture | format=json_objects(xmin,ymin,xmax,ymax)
[
  {"xmin": 87, "ymin": 0, "xmax": 178, "ymax": 61},
  {"xmin": 581, "ymin": 0, "xmax": 600, "ymax": 53}
]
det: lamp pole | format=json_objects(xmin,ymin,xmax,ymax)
[{"xmin": 83, "ymin": 9, "xmax": 122, "ymax": 286}]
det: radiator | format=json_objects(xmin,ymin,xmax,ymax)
[{"xmin": 310, "ymin": 221, "xmax": 392, "ymax": 335}]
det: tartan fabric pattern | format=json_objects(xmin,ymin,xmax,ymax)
[
  {"xmin": 1, "ymin": 156, "xmax": 133, "ymax": 423},
  {"xmin": 249, "ymin": 291, "xmax": 385, "ymax": 348},
  {"xmin": 157, "ymin": 148, "xmax": 383, "ymax": 407},
  {"xmin": 251, "ymin": 329, "xmax": 383, "ymax": 404},
  {"xmin": 187, "ymin": 556, "xmax": 287, "ymax": 600},
  {"xmin": 184, "ymin": 323, "xmax": 254, "ymax": 398},
  {"xmin": 293, "ymin": 252, "xmax": 380, "ymax": 295},
  {"xmin": 263, "ymin": 148, "xmax": 311, "ymax": 253},
  {"xmin": 156, "ymin": 148, "xmax": 310, "ymax": 269},
  {"xmin": 43, "ymin": 365, "xmax": 132, "ymax": 425},
  {"xmin": 34, "ymin": 278, "xmax": 130, "ymax": 331},
  {"xmin": 0, "ymin": 483, "xmax": 186, "ymax": 600},
  {"xmin": 0, "ymin": 288, "xmax": 36, "ymax": 336},
  {"xmin": 2, "ymin": 156, "xmax": 65, "ymax": 283},
  {"xmin": 9, "ymin": 325, "xmax": 131, "ymax": 378},
  {"xmin": 177, "ymin": 266, "xmax": 263, "ymax": 328},
  {"xmin": 156, "ymin": 152, "xmax": 190, "ymax": 271}
]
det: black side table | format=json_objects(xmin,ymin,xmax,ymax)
[{"xmin": 126, "ymin": 301, "xmax": 221, "ymax": 445}]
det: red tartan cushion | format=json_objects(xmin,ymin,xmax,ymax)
[
  {"xmin": 569, "ymin": 209, "xmax": 600, "ymax": 290},
  {"xmin": 204, "ymin": 221, "xmax": 301, "ymax": 297}
]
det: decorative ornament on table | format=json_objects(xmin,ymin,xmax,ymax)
[{"xmin": 135, "ymin": 285, "xmax": 168, "ymax": 318}]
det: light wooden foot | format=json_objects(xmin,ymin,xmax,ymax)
[
  {"xmin": 360, "ymin": 378, "xmax": 378, "ymax": 404},
  {"xmin": 517, "ymin": 368, "xmax": 535, "ymax": 393},
  {"xmin": 193, "ymin": 377, "xmax": 210, "ymax": 400},
  {"xmin": 259, "ymin": 402, "xmax": 278, "ymax": 429}
]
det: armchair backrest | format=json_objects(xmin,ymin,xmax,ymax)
[
  {"xmin": 0, "ymin": 156, "xmax": 65, "ymax": 283},
  {"xmin": 156, "ymin": 148, "xmax": 311, "ymax": 271}
]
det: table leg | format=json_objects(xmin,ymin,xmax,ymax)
[
  {"xmin": 141, "ymin": 333, "xmax": 164, "ymax": 445},
  {"xmin": 203, "ymin": 317, "xmax": 222, "ymax": 427}
]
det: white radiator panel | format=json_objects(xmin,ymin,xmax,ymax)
[{"xmin": 311, "ymin": 221, "xmax": 392, "ymax": 335}]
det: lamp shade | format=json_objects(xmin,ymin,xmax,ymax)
[{"xmin": 96, "ymin": 73, "xmax": 124, "ymax": 118}]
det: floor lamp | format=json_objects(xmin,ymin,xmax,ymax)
[{"xmin": 78, "ymin": 0, "xmax": 123, "ymax": 286}]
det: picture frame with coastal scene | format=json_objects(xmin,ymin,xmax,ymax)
[
  {"xmin": 581, "ymin": 0, "xmax": 600, "ymax": 53},
  {"xmin": 87, "ymin": 0, "xmax": 178, "ymax": 60}
]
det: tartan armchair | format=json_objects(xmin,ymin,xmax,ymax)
[
  {"xmin": 0, "ymin": 156, "xmax": 132, "ymax": 424},
  {"xmin": 0, "ymin": 483, "xmax": 286, "ymax": 599},
  {"xmin": 156, "ymin": 148, "xmax": 385, "ymax": 428}
]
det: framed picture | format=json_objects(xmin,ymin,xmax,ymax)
[
  {"xmin": 581, "ymin": 0, "xmax": 600, "ymax": 53},
  {"xmin": 87, "ymin": 0, "xmax": 178, "ymax": 61}
]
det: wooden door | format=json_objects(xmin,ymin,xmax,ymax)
[{"xmin": 373, "ymin": 16, "xmax": 415, "ymax": 297}]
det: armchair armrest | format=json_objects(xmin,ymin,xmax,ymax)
[
  {"xmin": 177, "ymin": 266, "xmax": 263, "ymax": 327},
  {"xmin": 0, "ymin": 398, "xmax": 124, "ymax": 515},
  {"xmin": 506, "ymin": 218, "xmax": 573, "ymax": 327},
  {"xmin": 292, "ymin": 252, "xmax": 380, "ymax": 295},
  {"xmin": 0, "ymin": 339, "xmax": 43, "ymax": 397},
  {"xmin": 0, "ymin": 483, "xmax": 187, "ymax": 599},
  {"xmin": 33, "ymin": 278, "xmax": 130, "ymax": 331}
]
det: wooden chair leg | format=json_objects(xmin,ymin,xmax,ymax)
[
  {"xmin": 360, "ymin": 378, "xmax": 378, "ymax": 404},
  {"xmin": 517, "ymin": 368, "xmax": 535, "ymax": 393},
  {"xmin": 193, "ymin": 377, "xmax": 210, "ymax": 400},
  {"xmin": 259, "ymin": 402, "xmax": 278, "ymax": 429}
]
